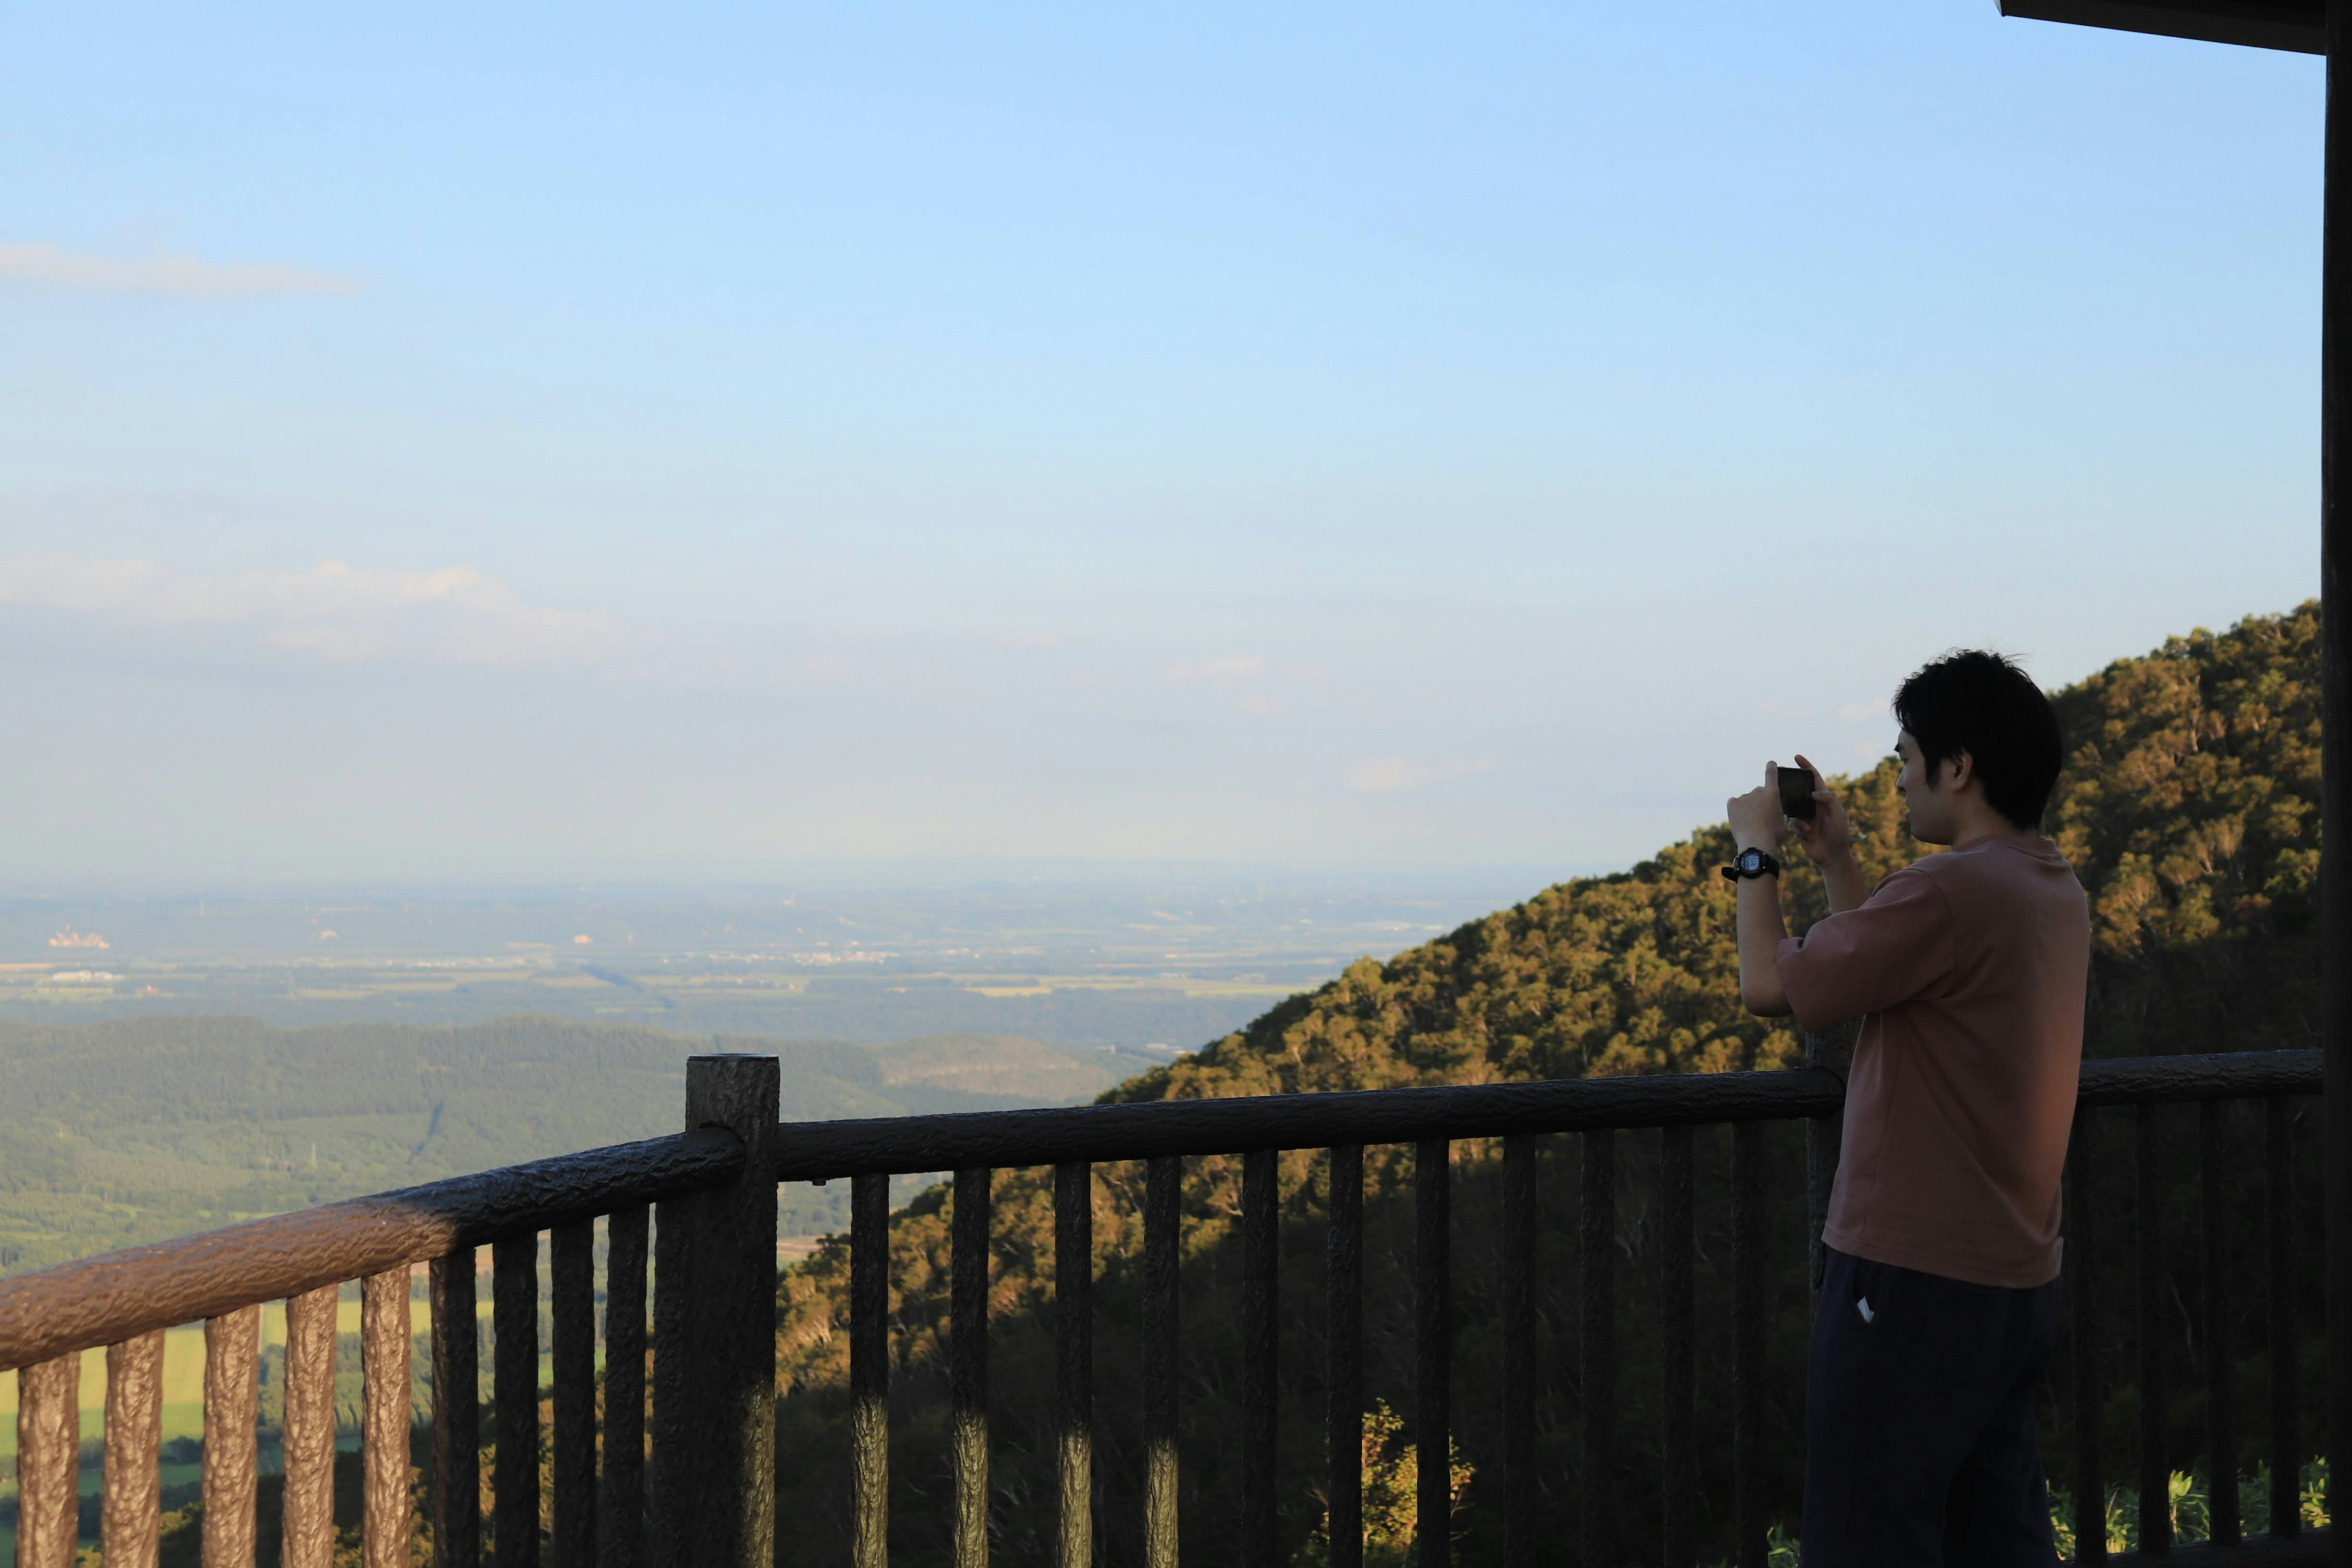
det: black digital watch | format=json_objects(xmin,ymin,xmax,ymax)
[{"xmin": 1721, "ymin": 847, "xmax": 1781, "ymax": 882}]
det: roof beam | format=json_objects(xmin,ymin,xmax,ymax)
[{"xmin": 1997, "ymin": 0, "xmax": 2323, "ymax": 53}]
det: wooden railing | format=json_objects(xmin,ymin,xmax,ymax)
[{"xmin": 0, "ymin": 1049, "xmax": 2329, "ymax": 1568}]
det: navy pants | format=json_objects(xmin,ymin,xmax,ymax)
[{"xmin": 1801, "ymin": 1248, "xmax": 2062, "ymax": 1567}]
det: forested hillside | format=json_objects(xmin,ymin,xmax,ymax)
[
  {"xmin": 0, "ymin": 1018, "xmax": 1151, "ymax": 1273},
  {"xmin": 769, "ymin": 605, "xmax": 2322, "ymax": 1567}
]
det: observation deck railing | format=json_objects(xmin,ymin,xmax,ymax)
[{"xmin": 0, "ymin": 1048, "xmax": 2328, "ymax": 1568}]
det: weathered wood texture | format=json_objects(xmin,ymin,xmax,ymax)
[
  {"xmin": 433, "ymin": 1249, "xmax": 483, "ymax": 1568},
  {"xmin": 1325, "ymin": 1145, "xmax": 1363, "ymax": 1568},
  {"xmin": 552, "ymin": 1221, "xmax": 598, "ymax": 1568},
  {"xmin": 283, "ymin": 1285, "xmax": 339, "ymax": 1568},
  {"xmin": 364, "ymin": 1267, "xmax": 412, "ymax": 1568},
  {"xmin": 2070, "ymin": 1114, "xmax": 2106, "ymax": 1566},
  {"xmin": 852, "ymin": 1174, "xmax": 891, "ymax": 1568},
  {"xmin": 769, "ymin": 1050, "xmax": 2318, "ymax": 1183},
  {"xmin": 2139, "ymin": 1104, "xmax": 2171, "ymax": 1557},
  {"xmin": 1054, "ymin": 1162, "xmax": 1092, "ymax": 1568},
  {"xmin": 654, "ymin": 1055, "xmax": 780, "ymax": 1568},
  {"xmin": 15, "ymin": 1352, "xmax": 79, "ymax": 1568},
  {"xmin": 494, "ymin": 1236, "xmax": 540, "ymax": 1568},
  {"xmin": 105, "ymin": 1329, "xmax": 167, "ymax": 1568},
  {"xmin": 2269, "ymin": 1099, "xmax": 2301, "ymax": 1542},
  {"xmin": 2204, "ymin": 1101, "xmax": 2241, "ymax": 1546},
  {"xmin": 652, "ymin": 1188, "xmax": 689, "ymax": 1568},
  {"xmin": 601, "ymin": 1206, "xmax": 649, "ymax": 1568},
  {"xmin": 1730, "ymin": 1124, "xmax": 1763, "ymax": 1568},
  {"xmin": 1660, "ymin": 1126, "xmax": 1695, "ymax": 1568},
  {"xmin": 1500, "ymin": 1136, "xmax": 1534, "ymax": 1568},
  {"xmin": 1240, "ymin": 1147, "xmax": 1278, "ymax": 1568},
  {"xmin": 0, "ymin": 1128, "xmax": 742, "ymax": 1372},
  {"xmin": 1580, "ymin": 1129, "xmax": 1615, "ymax": 1567},
  {"xmin": 204, "ymin": 1304, "xmax": 262, "ymax": 1568},
  {"xmin": 777, "ymin": 1068, "xmax": 1846, "ymax": 1183},
  {"xmin": 952, "ymin": 1166, "xmax": 991, "ymax": 1568},
  {"xmin": 1415, "ymin": 1140, "xmax": 1450, "ymax": 1568},
  {"xmin": 1142, "ymin": 1156, "xmax": 1180, "ymax": 1568}
]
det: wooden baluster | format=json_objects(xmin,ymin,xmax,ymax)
[
  {"xmin": 1240, "ymin": 1147, "xmax": 1279, "ymax": 1568},
  {"xmin": 1500, "ymin": 1136, "xmax": 1535, "ymax": 1568},
  {"xmin": 363, "ymin": 1268, "xmax": 413, "ymax": 1568},
  {"xmin": 203, "ymin": 1304, "xmax": 262, "ymax": 1568},
  {"xmin": 2136, "ymin": 1104, "xmax": 2169, "ymax": 1556},
  {"xmin": 1142, "ymin": 1155, "xmax": 1181, "ymax": 1568},
  {"xmin": 1580, "ymin": 1128, "xmax": 1616, "ymax": 1565},
  {"xmin": 2200, "ymin": 1101, "xmax": 2239, "ymax": 1545},
  {"xmin": 433, "ymin": 1248, "xmax": 483, "ymax": 1568},
  {"xmin": 1730, "ymin": 1123, "xmax": 1764, "ymax": 1568},
  {"xmin": 851, "ymin": 1174, "xmax": 891, "ymax": 1568},
  {"xmin": 105, "ymin": 1330, "xmax": 167, "ymax": 1568},
  {"xmin": 652, "ymin": 1192, "xmax": 688, "ymax": 1568},
  {"xmin": 1415, "ymin": 1139, "xmax": 1450, "ymax": 1568},
  {"xmin": 1660, "ymin": 1125, "xmax": 1695, "ymax": 1568},
  {"xmin": 15, "ymin": 1352, "xmax": 80, "ymax": 1568},
  {"xmin": 951, "ymin": 1167, "xmax": 991, "ymax": 1568},
  {"xmin": 2264, "ymin": 1098, "xmax": 2299, "ymax": 1540},
  {"xmin": 2068, "ymin": 1113, "xmax": 2106, "ymax": 1564},
  {"xmin": 600, "ymin": 1208, "xmax": 648, "ymax": 1568},
  {"xmin": 552, "ymin": 1223, "xmax": 598, "ymax": 1568},
  {"xmin": 1326, "ymin": 1145, "xmax": 1363, "ymax": 1568},
  {"xmin": 1053, "ymin": 1163, "xmax": 1091, "ymax": 1568},
  {"xmin": 494, "ymin": 1236, "xmax": 541, "ymax": 1568},
  {"xmin": 283, "ymin": 1286, "xmax": 339, "ymax": 1568}
]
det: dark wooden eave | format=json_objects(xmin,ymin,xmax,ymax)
[{"xmin": 1998, "ymin": 0, "xmax": 2322, "ymax": 53}]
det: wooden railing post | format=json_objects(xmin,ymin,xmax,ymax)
[{"xmin": 653, "ymin": 1053, "xmax": 779, "ymax": 1568}]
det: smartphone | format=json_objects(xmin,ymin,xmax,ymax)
[{"xmin": 1778, "ymin": 766, "xmax": 1819, "ymax": 821}]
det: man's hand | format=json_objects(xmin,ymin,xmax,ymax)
[
  {"xmin": 1727, "ymin": 763, "xmax": 1786, "ymax": 853},
  {"xmin": 1788, "ymin": 751, "xmax": 1870, "ymax": 915},
  {"xmin": 1787, "ymin": 751, "xmax": 1852, "ymax": 867}
]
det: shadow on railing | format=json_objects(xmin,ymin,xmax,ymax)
[{"xmin": 0, "ymin": 1049, "xmax": 2329, "ymax": 1568}]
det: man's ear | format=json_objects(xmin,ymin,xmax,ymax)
[{"xmin": 1945, "ymin": 750, "xmax": 1977, "ymax": 793}]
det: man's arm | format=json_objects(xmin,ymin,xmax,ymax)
[
  {"xmin": 1735, "ymin": 869, "xmax": 1792, "ymax": 1016},
  {"xmin": 1728, "ymin": 772, "xmax": 1793, "ymax": 1016}
]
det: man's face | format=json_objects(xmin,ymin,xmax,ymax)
[{"xmin": 1893, "ymin": 729, "xmax": 1957, "ymax": 846}]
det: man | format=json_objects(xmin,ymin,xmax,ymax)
[{"xmin": 1725, "ymin": 649, "xmax": 2089, "ymax": 1566}]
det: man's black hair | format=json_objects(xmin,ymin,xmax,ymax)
[{"xmin": 1892, "ymin": 650, "xmax": 2063, "ymax": 832}]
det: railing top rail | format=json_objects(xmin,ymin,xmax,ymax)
[
  {"xmin": 0, "ymin": 1125, "xmax": 743, "ymax": 1375},
  {"xmin": 768, "ymin": 1047, "xmax": 2321, "ymax": 1182},
  {"xmin": 0, "ymin": 1047, "xmax": 2317, "ymax": 1376},
  {"xmin": 2077, "ymin": 1046, "xmax": 2322, "ymax": 1106}
]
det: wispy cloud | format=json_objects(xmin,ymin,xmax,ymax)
[
  {"xmin": 0, "ymin": 557, "xmax": 621, "ymax": 667},
  {"xmin": 0, "ymin": 242, "xmax": 360, "ymax": 298},
  {"xmin": 1341, "ymin": 755, "xmax": 1499, "ymax": 794}
]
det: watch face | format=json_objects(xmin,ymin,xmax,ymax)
[{"xmin": 1738, "ymin": 849, "xmax": 1765, "ymax": 873}]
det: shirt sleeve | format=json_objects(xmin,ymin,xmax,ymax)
[{"xmin": 1775, "ymin": 866, "xmax": 1954, "ymax": 1031}]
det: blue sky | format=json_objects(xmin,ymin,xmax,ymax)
[{"xmin": 0, "ymin": 2, "xmax": 2324, "ymax": 883}]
